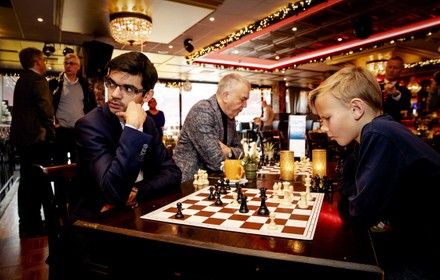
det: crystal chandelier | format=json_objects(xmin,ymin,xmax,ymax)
[
  {"xmin": 366, "ymin": 60, "xmax": 387, "ymax": 77},
  {"xmin": 109, "ymin": 12, "xmax": 153, "ymax": 46}
]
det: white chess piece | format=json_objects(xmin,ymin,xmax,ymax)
[
  {"xmin": 281, "ymin": 190, "xmax": 292, "ymax": 206},
  {"xmin": 298, "ymin": 192, "xmax": 308, "ymax": 209},
  {"xmin": 230, "ymin": 192, "xmax": 239, "ymax": 206},
  {"xmin": 277, "ymin": 182, "xmax": 283, "ymax": 196},
  {"xmin": 288, "ymin": 185, "xmax": 294, "ymax": 201},
  {"xmin": 305, "ymin": 176, "xmax": 313, "ymax": 201},
  {"xmin": 268, "ymin": 212, "xmax": 278, "ymax": 230},
  {"xmin": 271, "ymin": 186, "xmax": 280, "ymax": 202},
  {"xmin": 202, "ymin": 173, "xmax": 209, "ymax": 185}
]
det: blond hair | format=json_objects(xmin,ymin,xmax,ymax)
[{"xmin": 308, "ymin": 65, "xmax": 382, "ymax": 113}]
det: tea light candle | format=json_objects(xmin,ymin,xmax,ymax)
[
  {"xmin": 280, "ymin": 150, "xmax": 295, "ymax": 181},
  {"xmin": 312, "ymin": 149, "xmax": 327, "ymax": 177}
]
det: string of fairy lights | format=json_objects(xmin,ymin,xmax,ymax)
[
  {"xmin": 185, "ymin": 0, "xmax": 325, "ymax": 63},
  {"xmin": 185, "ymin": 0, "xmax": 440, "ymax": 74}
]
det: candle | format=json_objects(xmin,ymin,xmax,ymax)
[
  {"xmin": 280, "ymin": 150, "xmax": 295, "ymax": 181},
  {"xmin": 312, "ymin": 149, "xmax": 327, "ymax": 178}
]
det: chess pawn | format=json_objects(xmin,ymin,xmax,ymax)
[
  {"xmin": 281, "ymin": 190, "xmax": 292, "ymax": 207},
  {"xmin": 267, "ymin": 212, "xmax": 278, "ymax": 230},
  {"xmin": 271, "ymin": 185, "xmax": 280, "ymax": 202},
  {"xmin": 193, "ymin": 174, "xmax": 198, "ymax": 186},
  {"xmin": 298, "ymin": 192, "xmax": 308, "ymax": 209}
]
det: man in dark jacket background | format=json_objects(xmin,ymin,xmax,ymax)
[{"xmin": 10, "ymin": 47, "xmax": 55, "ymax": 238}]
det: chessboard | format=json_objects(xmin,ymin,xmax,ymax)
[
  {"xmin": 257, "ymin": 165, "xmax": 312, "ymax": 177},
  {"xmin": 258, "ymin": 165, "xmax": 280, "ymax": 174},
  {"xmin": 141, "ymin": 186, "xmax": 324, "ymax": 240}
]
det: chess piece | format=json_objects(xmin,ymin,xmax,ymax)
[
  {"xmin": 281, "ymin": 190, "xmax": 292, "ymax": 207},
  {"xmin": 215, "ymin": 192, "xmax": 223, "ymax": 206},
  {"xmin": 219, "ymin": 182, "xmax": 227, "ymax": 194},
  {"xmin": 230, "ymin": 192, "xmax": 239, "ymax": 206},
  {"xmin": 239, "ymin": 195, "xmax": 249, "ymax": 213},
  {"xmin": 305, "ymin": 176, "xmax": 313, "ymax": 201},
  {"xmin": 272, "ymin": 185, "xmax": 280, "ymax": 202},
  {"xmin": 298, "ymin": 192, "xmax": 308, "ymax": 209},
  {"xmin": 175, "ymin": 202, "xmax": 184, "ymax": 218},
  {"xmin": 267, "ymin": 212, "xmax": 278, "ymax": 230},
  {"xmin": 193, "ymin": 174, "xmax": 198, "ymax": 187},
  {"xmin": 277, "ymin": 182, "xmax": 283, "ymax": 196},
  {"xmin": 236, "ymin": 186, "xmax": 243, "ymax": 203},
  {"xmin": 257, "ymin": 188, "xmax": 269, "ymax": 216},
  {"xmin": 208, "ymin": 186, "xmax": 216, "ymax": 200}
]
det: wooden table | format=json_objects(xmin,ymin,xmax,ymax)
[{"xmin": 74, "ymin": 172, "xmax": 382, "ymax": 279}]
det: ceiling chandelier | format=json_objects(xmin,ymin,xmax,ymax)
[
  {"xmin": 366, "ymin": 59, "xmax": 387, "ymax": 77},
  {"xmin": 109, "ymin": 12, "xmax": 153, "ymax": 46}
]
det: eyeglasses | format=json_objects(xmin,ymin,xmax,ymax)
[
  {"xmin": 104, "ymin": 77, "xmax": 147, "ymax": 97},
  {"xmin": 64, "ymin": 61, "xmax": 78, "ymax": 66}
]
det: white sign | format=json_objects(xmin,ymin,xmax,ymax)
[{"xmin": 288, "ymin": 115, "xmax": 306, "ymax": 158}]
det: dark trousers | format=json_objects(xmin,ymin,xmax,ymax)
[
  {"xmin": 53, "ymin": 126, "xmax": 76, "ymax": 165},
  {"xmin": 17, "ymin": 141, "xmax": 52, "ymax": 233}
]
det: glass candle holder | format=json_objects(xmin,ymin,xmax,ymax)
[
  {"xmin": 280, "ymin": 150, "xmax": 295, "ymax": 181},
  {"xmin": 312, "ymin": 149, "xmax": 327, "ymax": 177}
]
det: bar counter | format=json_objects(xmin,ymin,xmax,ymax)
[{"xmin": 74, "ymin": 170, "xmax": 383, "ymax": 279}]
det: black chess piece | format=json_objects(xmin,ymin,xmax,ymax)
[
  {"xmin": 208, "ymin": 186, "xmax": 216, "ymax": 200},
  {"xmin": 236, "ymin": 186, "xmax": 242, "ymax": 204},
  {"xmin": 219, "ymin": 182, "xmax": 227, "ymax": 194},
  {"xmin": 215, "ymin": 192, "xmax": 223, "ymax": 206},
  {"xmin": 239, "ymin": 195, "xmax": 249, "ymax": 213},
  {"xmin": 175, "ymin": 202, "xmax": 184, "ymax": 219},
  {"xmin": 257, "ymin": 188, "xmax": 269, "ymax": 216}
]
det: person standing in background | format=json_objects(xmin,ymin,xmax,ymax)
[
  {"xmin": 10, "ymin": 47, "xmax": 55, "ymax": 238},
  {"xmin": 146, "ymin": 97, "xmax": 165, "ymax": 139},
  {"xmin": 379, "ymin": 56, "xmax": 411, "ymax": 123},
  {"xmin": 260, "ymin": 100, "xmax": 274, "ymax": 131},
  {"xmin": 49, "ymin": 53, "xmax": 97, "ymax": 164},
  {"xmin": 427, "ymin": 71, "xmax": 440, "ymax": 113},
  {"xmin": 173, "ymin": 73, "xmax": 248, "ymax": 182}
]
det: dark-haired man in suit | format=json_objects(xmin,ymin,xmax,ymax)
[
  {"xmin": 74, "ymin": 51, "xmax": 181, "ymax": 219},
  {"xmin": 10, "ymin": 47, "xmax": 55, "ymax": 238},
  {"xmin": 56, "ymin": 51, "xmax": 181, "ymax": 279}
]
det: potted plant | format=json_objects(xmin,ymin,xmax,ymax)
[
  {"xmin": 263, "ymin": 141, "xmax": 275, "ymax": 161},
  {"xmin": 242, "ymin": 141, "xmax": 260, "ymax": 180}
]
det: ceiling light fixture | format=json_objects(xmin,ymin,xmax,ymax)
[
  {"xmin": 42, "ymin": 43, "xmax": 55, "ymax": 57},
  {"xmin": 366, "ymin": 59, "xmax": 387, "ymax": 76},
  {"xmin": 184, "ymin": 39, "xmax": 194, "ymax": 53},
  {"xmin": 63, "ymin": 47, "xmax": 74, "ymax": 56},
  {"xmin": 109, "ymin": 12, "xmax": 153, "ymax": 46}
]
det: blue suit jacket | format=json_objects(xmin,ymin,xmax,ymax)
[{"xmin": 73, "ymin": 103, "xmax": 181, "ymax": 219}]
